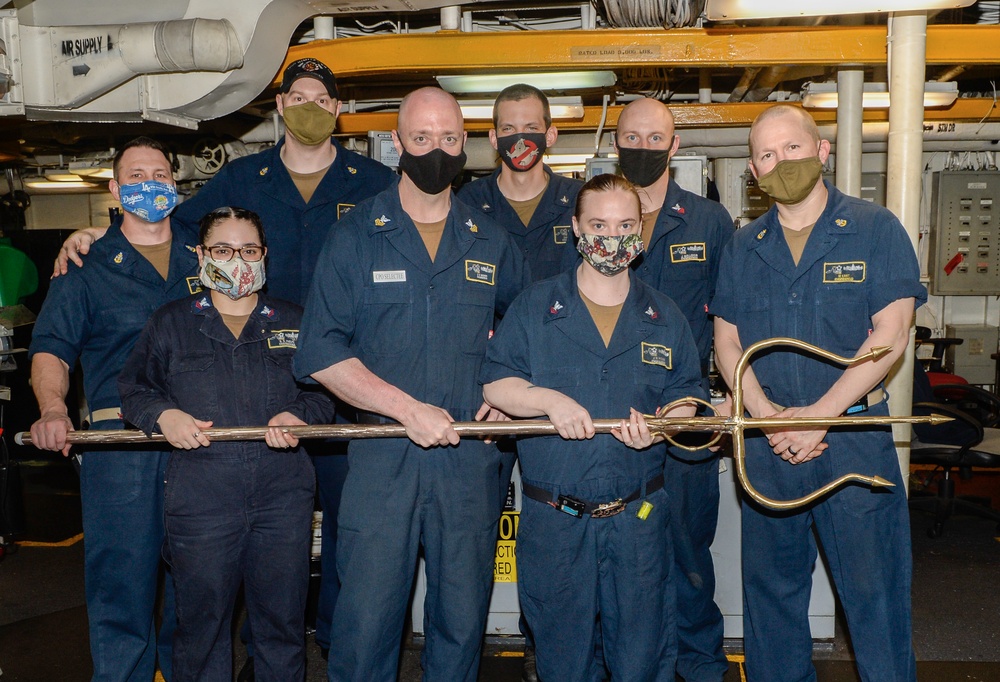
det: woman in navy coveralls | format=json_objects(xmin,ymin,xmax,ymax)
[
  {"xmin": 119, "ymin": 207, "xmax": 332, "ymax": 682},
  {"xmin": 481, "ymin": 174, "xmax": 704, "ymax": 681}
]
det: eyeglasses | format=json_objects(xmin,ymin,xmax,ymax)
[{"xmin": 203, "ymin": 245, "xmax": 265, "ymax": 263}]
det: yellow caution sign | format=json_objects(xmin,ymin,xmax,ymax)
[{"xmin": 494, "ymin": 511, "xmax": 519, "ymax": 582}]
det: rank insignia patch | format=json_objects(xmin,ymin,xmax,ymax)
[
  {"xmin": 835, "ymin": 218, "xmax": 847, "ymax": 227},
  {"xmin": 756, "ymin": 229, "xmax": 767, "ymax": 240},
  {"xmin": 644, "ymin": 306, "xmax": 658, "ymax": 320},
  {"xmin": 374, "ymin": 214, "xmax": 390, "ymax": 227},
  {"xmin": 560, "ymin": 195, "xmax": 570, "ymax": 205},
  {"xmin": 194, "ymin": 296, "xmax": 212, "ymax": 310},
  {"xmin": 113, "ymin": 252, "xmax": 124, "ymax": 264},
  {"xmin": 823, "ymin": 261, "xmax": 866, "ymax": 283},
  {"xmin": 259, "ymin": 166, "xmax": 268, "ymax": 176},
  {"xmin": 268, "ymin": 329, "xmax": 299, "ymax": 349},
  {"xmin": 553, "ymin": 226, "xmax": 571, "ymax": 245},
  {"xmin": 466, "ymin": 260, "xmax": 495, "ymax": 285},
  {"xmin": 671, "ymin": 203, "xmax": 685, "ymax": 215},
  {"xmin": 670, "ymin": 242, "xmax": 706, "ymax": 263},
  {"xmin": 260, "ymin": 305, "xmax": 275, "ymax": 319},
  {"xmin": 549, "ymin": 301, "xmax": 564, "ymax": 314},
  {"xmin": 481, "ymin": 202, "xmax": 491, "ymax": 210},
  {"xmin": 347, "ymin": 166, "xmax": 357, "ymax": 175},
  {"xmin": 641, "ymin": 342, "xmax": 672, "ymax": 369},
  {"xmin": 466, "ymin": 219, "xmax": 479, "ymax": 233}
]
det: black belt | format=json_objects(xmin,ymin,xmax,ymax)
[{"xmin": 522, "ymin": 473, "xmax": 664, "ymax": 519}]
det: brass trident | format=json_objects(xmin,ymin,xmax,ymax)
[{"xmin": 15, "ymin": 337, "xmax": 948, "ymax": 511}]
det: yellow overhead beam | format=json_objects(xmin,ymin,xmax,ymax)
[
  {"xmin": 335, "ymin": 99, "xmax": 1000, "ymax": 135},
  {"xmin": 280, "ymin": 25, "xmax": 1000, "ymax": 82}
]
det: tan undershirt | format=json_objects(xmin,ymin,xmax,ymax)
[
  {"xmin": 781, "ymin": 222, "xmax": 816, "ymax": 266},
  {"xmin": 287, "ymin": 164, "xmax": 331, "ymax": 204},
  {"xmin": 580, "ymin": 291, "xmax": 624, "ymax": 348},
  {"xmin": 132, "ymin": 239, "xmax": 171, "ymax": 280},
  {"xmin": 641, "ymin": 208, "xmax": 662, "ymax": 250},
  {"xmin": 219, "ymin": 311, "xmax": 252, "ymax": 340},
  {"xmin": 413, "ymin": 218, "xmax": 447, "ymax": 262},
  {"xmin": 506, "ymin": 177, "xmax": 549, "ymax": 227}
]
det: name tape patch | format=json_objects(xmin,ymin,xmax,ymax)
[
  {"xmin": 823, "ymin": 261, "xmax": 866, "ymax": 284},
  {"xmin": 373, "ymin": 270, "xmax": 407, "ymax": 283},
  {"xmin": 466, "ymin": 260, "xmax": 496, "ymax": 286},
  {"xmin": 553, "ymin": 226, "xmax": 571, "ymax": 245},
  {"xmin": 267, "ymin": 329, "xmax": 299, "ymax": 350},
  {"xmin": 641, "ymin": 342, "xmax": 672, "ymax": 369},
  {"xmin": 670, "ymin": 242, "xmax": 706, "ymax": 263}
]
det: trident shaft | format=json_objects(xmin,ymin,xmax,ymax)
[{"xmin": 15, "ymin": 337, "xmax": 949, "ymax": 511}]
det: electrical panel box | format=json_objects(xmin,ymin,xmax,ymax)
[
  {"xmin": 945, "ymin": 324, "xmax": 999, "ymax": 385},
  {"xmin": 741, "ymin": 170, "xmax": 770, "ymax": 219},
  {"xmin": 929, "ymin": 171, "xmax": 1000, "ymax": 295},
  {"xmin": 822, "ymin": 172, "xmax": 887, "ymax": 206}
]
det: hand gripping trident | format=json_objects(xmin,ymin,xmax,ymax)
[{"xmin": 15, "ymin": 337, "xmax": 949, "ymax": 511}]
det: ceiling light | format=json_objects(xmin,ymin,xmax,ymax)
[
  {"xmin": 439, "ymin": 72, "xmax": 616, "ymax": 94},
  {"xmin": 44, "ymin": 172, "xmax": 86, "ymax": 182},
  {"xmin": 707, "ymin": 0, "xmax": 975, "ymax": 20},
  {"xmin": 460, "ymin": 96, "xmax": 585, "ymax": 121},
  {"xmin": 800, "ymin": 81, "xmax": 958, "ymax": 109},
  {"xmin": 24, "ymin": 178, "xmax": 99, "ymax": 190}
]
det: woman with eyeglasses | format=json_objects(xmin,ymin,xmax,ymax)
[{"xmin": 118, "ymin": 206, "xmax": 332, "ymax": 682}]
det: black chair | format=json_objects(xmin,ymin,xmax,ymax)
[
  {"xmin": 910, "ymin": 383, "xmax": 1000, "ymax": 538},
  {"xmin": 914, "ymin": 325, "xmax": 963, "ymax": 373}
]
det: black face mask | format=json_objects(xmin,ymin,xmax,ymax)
[
  {"xmin": 496, "ymin": 132, "xmax": 547, "ymax": 172},
  {"xmin": 398, "ymin": 147, "xmax": 467, "ymax": 195},
  {"xmin": 617, "ymin": 147, "xmax": 671, "ymax": 188}
]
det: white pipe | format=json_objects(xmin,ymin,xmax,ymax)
[
  {"xmin": 699, "ymin": 71, "xmax": 713, "ymax": 104},
  {"xmin": 313, "ymin": 17, "xmax": 334, "ymax": 41},
  {"xmin": 836, "ymin": 68, "xmax": 864, "ymax": 197},
  {"xmin": 120, "ymin": 19, "xmax": 243, "ymax": 73},
  {"xmin": 885, "ymin": 12, "xmax": 928, "ymax": 490},
  {"xmin": 440, "ymin": 6, "xmax": 461, "ymax": 31}
]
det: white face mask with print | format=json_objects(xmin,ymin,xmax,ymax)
[{"xmin": 199, "ymin": 256, "xmax": 266, "ymax": 301}]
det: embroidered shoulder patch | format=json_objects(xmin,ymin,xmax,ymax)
[
  {"xmin": 268, "ymin": 329, "xmax": 299, "ymax": 350},
  {"xmin": 466, "ymin": 260, "xmax": 496, "ymax": 285},
  {"xmin": 823, "ymin": 261, "xmax": 866, "ymax": 283},
  {"xmin": 670, "ymin": 242, "xmax": 706, "ymax": 263},
  {"xmin": 553, "ymin": 225, "xmax": 571, "ymax": 245},
  {"xmin": 641, "ymin": 342, "xmax": 672, "ymax": 369}
]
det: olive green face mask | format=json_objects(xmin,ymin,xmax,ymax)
[
  {"xmin": 755, "ymin": 157, "xmax": 824, "ymax": 205},
  {"xmin": 282, "ymin": 101, "xmax": 338, "ymax": 146}
]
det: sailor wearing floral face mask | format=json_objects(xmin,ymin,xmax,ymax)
[
  {"xmin": 119, "ymin": 206, "xmax": 333, "ymax": 681},
  {"xmin": 482, "ymin": 173, "xmax": 704, "ymax": 681}
]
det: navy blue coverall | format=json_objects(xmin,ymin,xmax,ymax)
[
  {"xmin": 634, "ymin": 178, "xmax": 734, "ymax": 682},
  {"xmin": 119, "ymin": 292, "xmax": 333, "ymax": 682},
  {"xmin": 481, "ymin": 267, "xmax": 704, "ymax": 682},
  {"xmin": 29, "ymin": 217, "xmax": 200, "ymax": 682},
  {"xmin": 710, "ymin": 182, "xmax": 926, "ymax": 682},
  {"xmin": 294, "ymin": 184, "xmax": 529, "ymax": 682}
]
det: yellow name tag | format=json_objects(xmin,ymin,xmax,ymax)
[
  {"xmin": 466, "ymin": 260, "xmax": 496, "ymax": 285},
  {"xmin": 553, "ymin": 225, "xmax": 571, "ymax": 245},
  {"xmin": 337, "ymin": 203, "xmax": 355, "ymax": 219},
  {"xmin": 670, "ymin": 242, "xmax": 706, "ymax": 263},
  {"xmin": 186, "ymin": 276, "xmax": 203, "ymax": 294},
  {"xmin": 641, "ymin": 342, "xmax": 672, "ymax": 369},
  {"xmin": 267, "ymin": 329, "xmax": 299, "ymax": 349},
  {"xmin": 823, "ymin": 261, "xmax": 866, "ymax": 283}
]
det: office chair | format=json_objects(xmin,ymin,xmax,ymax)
[{"xmin": 911, "ymin": 383, "xmax": 1000, "ymax": 538}]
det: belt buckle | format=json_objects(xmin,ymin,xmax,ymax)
[{"xmin": 591, "ymin": 498, "xmax": 625, "ymax": 518}]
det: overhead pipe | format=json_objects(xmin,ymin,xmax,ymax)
[
  {"xmin": 440, "ymin": 6, "xmax": 461, "ymax": 31},
  {"xmin": 884, "ymin": 12, "xmax": 928, "ymax": 490},
  {"xmin": 43, "ymin": 19, "xmax": 243, "ymax": 109},
  {"xmin": 313, "ymin": 16, "xmax": 334, "ymax": 42},
  {"xmin": 836, "ymin": 68, "xmax": 864, "ymax": 197}
]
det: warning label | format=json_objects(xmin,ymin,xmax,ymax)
[{"xmin": 494, "ymin": 511, "xmax": 519, "ymax": 583}]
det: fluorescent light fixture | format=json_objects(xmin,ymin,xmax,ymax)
[
  {"xmin": 71, "ymin": 167, "xmax": 114, "ymax": 180},
  {"xmin": 25, "ymin": 178, "xmax": 98, "ymax": 190},
  {"xmin": 707, "ymin": 0, "xmax": 975, "ymax": 20},
  {"xmin": 460, "ymin": 96, "xmax": 584, "ymax": 120},
  {"xmin": 439, "ymin": 71, "xmax": 616, "ymax": 94},
  {"xmin": 44, "ymin": 171, "xmax": 86, "ymax": 182},
  {"xmin": 800, "ymin": 81, "xmax": 958, "ymax": 109}
]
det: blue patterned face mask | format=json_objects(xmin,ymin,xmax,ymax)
[{"xmin": 118, "ymin": 181, "xmax": 178, "ymax": 222}]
